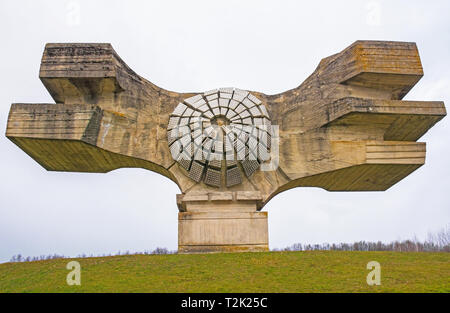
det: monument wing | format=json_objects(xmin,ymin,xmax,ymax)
[
  {"xmin": 259, "ymin": 40, "xmax": 446, "ymax": 204},
  {"xmin": 7, "ymin": 43, "xmax": 189, "ymax": 188}
]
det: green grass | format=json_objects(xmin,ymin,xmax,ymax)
[{"xmin": 0, "ymin": 251, "xmax": 449, "ymax": 293}]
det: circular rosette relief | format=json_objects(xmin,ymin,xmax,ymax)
[{"xmin": 167, "ymin": 88, "xmax": 272, "ymax": 188}]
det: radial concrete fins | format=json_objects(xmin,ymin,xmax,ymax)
[{"xmin": 167, "ymin": 88, "xmax": 272, "ymax": 188}]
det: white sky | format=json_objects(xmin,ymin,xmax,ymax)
[{"xmin": 0, "ymin": 0, "xmax": 449, "ymax": 262}]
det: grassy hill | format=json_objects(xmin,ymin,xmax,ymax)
[{"xmin": 0, "ymin": 251, "xmax": 449, "ymax": 293}]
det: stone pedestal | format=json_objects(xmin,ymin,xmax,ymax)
[{"xmin": 177, "ymin": 191, "xmax": 269, "ymax": 253}]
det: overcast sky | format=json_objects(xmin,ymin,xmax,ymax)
[{"xmin": 0, "ymin": 0, "xmax": 449, "ymax": 262}]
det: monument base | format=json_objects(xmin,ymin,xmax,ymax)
[
  {"xmin": 177, "ymin": 191, "xmax": 269, "ymax": 253},
  {"xmin": 178, "ymin": 211, "xmax": 268, "ymax": 253}
]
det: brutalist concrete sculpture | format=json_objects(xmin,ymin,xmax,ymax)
[{"xmin": 6, "ymin": 41, "xmax": 446, "ymax": 253}]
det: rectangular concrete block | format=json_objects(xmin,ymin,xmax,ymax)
[{"xmin": 178, "ymin": 211, "xmax": 268, "ymax": 253}]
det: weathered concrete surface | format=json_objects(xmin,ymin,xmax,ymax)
[
  {"xmin": 178, "ymin": 211, "xmax": 269, "ymax": 253},
  {"xmin": 5, "ymin": 40, "xmax": 446, "ymax": 253},
  {"xmin": 177, "ymin": 191, "xmax": 267, "ymax": 253}
]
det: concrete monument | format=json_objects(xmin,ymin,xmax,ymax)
[{"xmin": 6, "ymin": 40, "xmax": 446, "ymax": 253}]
